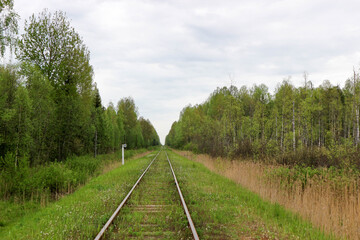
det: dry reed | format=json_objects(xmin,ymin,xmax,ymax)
[
  {"xmin": 174, "ymin": 150, "xmax": 360, "ymax": 240},
  {"xmin": 101, "ymin": 151, "xmax": 152, "ymax": 174}
]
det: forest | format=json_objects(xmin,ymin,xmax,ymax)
[
  {"xmin": 0, "ymin": 3, "xmax": 160, "ymax": 200},
  {"xmin": 166, "ymin": 72, "xmax": 360, "ymax": 168}
]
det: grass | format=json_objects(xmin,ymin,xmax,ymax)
[
  {"xmin": 167, "ymin": 149, "xmax": 337, "ymax": 239},
  {"xmin": 0, "ymin": 148, "xmax": 153, "ymax": 229},
  {"xmin": 0, "ymin": 151, "xmax": 157, "ymax": 239},
  {"xmin": 1, "ymin": 148, "xmax": 337, "ymax": 239},
  {"xmin": 0, "ymin": 201, "xmax": 40, "ymax": 228},
  {"xmin": 175, "ymin": 149, "xmax": 356, "ymax": 239},
  {"xmin": 103, "ymin": 151, "xmax": 192, "ymax": 239},
  {"xmin": 0, "ymin": 148, "xmax": 154, "ymax": 202}
]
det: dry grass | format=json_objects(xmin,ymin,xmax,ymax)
[
  {"xmin": 174, "ymin": 150, "xmax": 360, "ymax": 240},
  {"xmin": 101, "ymin": 151, "xmax": 152, "ymax": 174}
]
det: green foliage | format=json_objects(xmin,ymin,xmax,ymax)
[
  {"xmin": 139, "ymin": 117, "xmax": 160, "ymax": 147},
  {"xmin": 0, "ymin": 9, "xmax": 160, "ymax": 202},
  {"xmin": 116, "ymin": 97, "xmax": 157, "ymax": 149},
  {"xmin": 0, "ymin": 150, "xmax": 332, "ymax": 239},
  {"xmin": 0, "ymin": 0, "xmax": 18, "ymax": 57},
  {"xmin": 16, "ymin": 9, "xmax": 95, "ymax": 160},
  {"xmin": 65, "ymin": 155, "xmax": 101, "ymax": 183},
  {"xmin": 168, "ymin": 150, "xmax": 334, "ymax": 239},
  {"xmin": 167, "ymin": 72, "xmax": 360, "ymax": 169},
  {"xmin": 13, "ymin": 85, "xmax": 32, "ymax": 159},
  {"xmin": 17, "ymin": 10, "xmax": 85, "ymax": 84},
  {"xmin": 0, "ymin": 151, "xmax": 155, "ymax": 238},
  {"xmin": 266, "ymin": 162, "xmax": 360, "ymax": 194},
  {"xmin": 21, "ymin": 63, "xmax": 55, "ymax": 165},
  {"xmin": 0, "ymin": 65, "xmax": 18, "ymax": 157},
  {"xmin": 30, "ymin": 162, "xmax": 75, "ymax": 194},
  {"xmin": 0, "ymin": 152, "xmax": 29, "ymax": 197},
  {"xmin": 0, "ymin": 148, "xmax": 150, "ymax": 201}
]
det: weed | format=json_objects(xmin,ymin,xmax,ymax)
[
  {"xmin": 0, "ymin": 148, "xmax": 155, "ymax": 231},
  {"xmin": 173, "ymin": 149, "xmax": 339, "ymax": 239}
]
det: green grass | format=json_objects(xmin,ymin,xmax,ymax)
[
  {"xmin": 266, "ymin": 164, "xmax": 359, "ymax": 192},
  {"xmin": 0, "ymin": 201, "xmax": 40, "ymax": 228},
  {"xmin": 104, "ymin": 151, "xmax": 192, "ymax": 239},
  {"xmin": 0, "ymin": 148, "xmax": 154, "ymax": 229},
  {"xmin": 1, "ymin": 148, "xmax": 338, "ymax": 239},
  {"xmin": 0, "ymin": 152, "xmax": 157, "ymax": 239},
  {"xmin": 167, "ymin": 149, "xmax": 338, "ymax": 240},
  {"xmin": 0, "ymin": 148, "xmax": 153, "ymax": 202}
]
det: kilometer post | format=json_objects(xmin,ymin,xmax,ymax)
[{"xmin": 122, "ymin": 144, "xmax": 127, "ymax": 165}]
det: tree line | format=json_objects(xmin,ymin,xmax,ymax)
[
  {"xmin": 0, "ymin": 4, "xmax": 160, "ymax": 171},
  {"xmin": 166, "ymin": 72, "xmax": 360, "ymax": 168}
]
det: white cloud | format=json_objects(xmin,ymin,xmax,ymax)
[{"xmin": 14, "ymin": 0, "xmax": 360, "ymax": 143}]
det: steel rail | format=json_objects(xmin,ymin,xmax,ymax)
[
  {"xmin": 165, "ymin": 151, "xmax": 200, "ymax": 240},
  {"xmin": 94, "ymin": 150, "xmax": 161, "ymax": 240}
]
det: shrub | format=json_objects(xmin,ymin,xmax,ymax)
[
  {"xmin": 183, "ymin": 142, "xmax": 199, "ymax": 153},
  {"xmin": 66, "ymin": 155, "xmax": 101, "ymax": 174},
  {"xmin": 0, "ymin": 148, "xmax": 153, "ymax": 202},
  {"xmin": 30, "ymin": 163, "xmax": 75, "ymax": 194},
  {"xmin": 0, "ymin": 153, "xmax": 30, "ymax": 197}
]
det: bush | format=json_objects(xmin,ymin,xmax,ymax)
[
  {"xmin": 276, "ymin": 147, "xmax": 332, "ymax": 167},
  {"xmin": 28, "ymin": 163, "xmax": 75, "ymax": 194},
  {"xmin": 183, "ymin": 142, "xmax": 199, "ymax": 153},
  {"xmin": 234, "ymin": 140, "xmax": 253, "ymax": 157},
  {"xmin": 0, "ymin": 148, "xmax": 154, "ymax": 202},
  {"xmin": 0, "ymin": 153, "xmax": 30, "ymax": 197},
  {"xmin": 66, "ymin": 155, "xmax": 102, "ymax": 184}
]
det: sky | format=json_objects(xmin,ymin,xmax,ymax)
[{"xmin": 14, "ymin": 0, "xmax": 360, "ymax": 144}]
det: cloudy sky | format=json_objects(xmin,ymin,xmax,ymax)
[{"xmin": 14, "ymin": 0, "xmax": 360, "ymax": 144}]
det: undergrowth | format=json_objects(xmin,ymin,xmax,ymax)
[
  {"xmin": 168, "ymin": 150, "xmax": 337, "ymax": 239},
  {"xmin": 0, "ymin": 147, "xmax": 158, "ymax": 228},
  {"xmin": 0, "ymin": 151, "xmax": 158, "ymax": 239}
]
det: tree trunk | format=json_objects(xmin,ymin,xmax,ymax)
[
  {"xmin": 318, "ymin": 117, "xmax": 321, "ymax": 147},
  {"xmin": 311, "ymin": 118, "xmax": 313, "ymax": 148},
  {"xmin": 354, "ymin": 68, "xmax": 358, "ymax": 146},
  {"xmin": 94, "ymin": 129, "xmax": 97, "ymax": 158},
  {"xmin": 275, "ymin": 115, "xmax": 278, "ymax": 141},
  {"xmin": 15, "ymin": 105, "xmax": 22, "ymax": 169},
  {"xmin": 357, "ymin": 107, "xmax": 359, "ymax": 146},
  {"xmin": 281, "ymin": 110, "xmax": 284, "ymax": 151},
  {"xmin": 292, "ymin": 101, "xmax": 296, "ymax": 152}
]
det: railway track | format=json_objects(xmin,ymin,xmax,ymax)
[{"xmin": 94, "ymin": 149, "xmax": 199, "ymax": 240}]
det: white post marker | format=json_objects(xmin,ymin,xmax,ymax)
[{"xmin": 122, "ymin": 144, "xmax": 127, "ymax": 165}]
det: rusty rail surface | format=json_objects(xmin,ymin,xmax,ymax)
[
  {"xmin": 165, "ymin": 151, "xmax": 200, "ymax": 240},
  {"xmin": 94, "ymin": 150, "xmax": 161, "ymax": 240}
]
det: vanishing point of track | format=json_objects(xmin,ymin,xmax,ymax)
[{"xmin": 94, "ymin": 149, "xmax": 199, "ymax": 240}]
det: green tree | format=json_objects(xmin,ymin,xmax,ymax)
[
  {"xmin": 117, "ymin": 97, "xmax": 139, "ymax": 148},
  {"xmin": 13, "ymin": 85, "xmax": 32, "ymax": 167},
  {"xmin": 0, "ymin": 65, "xmax": 18, "ymax": 157},
  {"xmin": 139, "ymin": 117, "xmax": 159, "ymax": 147},
  {"xmin": 17, "ymin": 10, "xmax": 85, "ymax": 85},
  {"xmin": 21, "ymin": 63, "xmax": 55, "ymax": 165},
  {"xmin": 92, "ymin": 86, "xmax": 105, "ymax": 157},
  {"xmin": 105, "ymin": 102, "xmax": 121, "ymax": 152},
  {"xmin": 17, "ymin": 9, "xmax": 94, "ymax": 160},
  {"xmin": 0, "ymin": 0, "xmax": 18, "ymax": 57}
]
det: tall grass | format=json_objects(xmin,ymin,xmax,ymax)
[
  {"xmin": 169, "ymin": 150, "xmax": 333, "ymax": 239},
  {"xmin": 0, "ymin": 152, "xmax": 157, "ymax": 239},
  {"xmin": 175, "ymin": 149, "xmax": 358, "ymax": 240},
  {"xmin": 1, "ymin": 149, "xmax": 156, "ymax": 202},
  {"xmin": 0, "ymin": 148, "xmax": 156, "ymax": 229}
]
